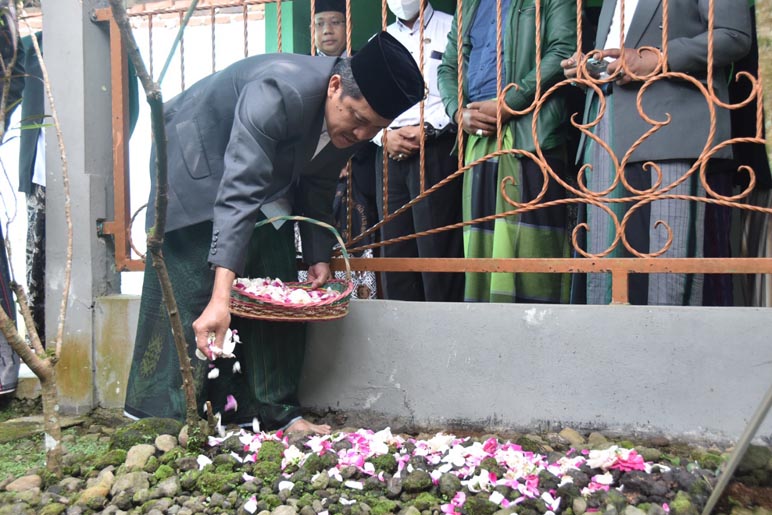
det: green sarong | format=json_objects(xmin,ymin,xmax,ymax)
[
  {"xmin": 124, "ymin": 219, "xmax": 305, "ymax": 430},
  {"xmin": 463, "ymin": 129, "xmax": 570, "ymax": 303}
]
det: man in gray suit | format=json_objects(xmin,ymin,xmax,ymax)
[
  {"xmin": 125, "ymin": 32, "xmax": 424, "ymax": 433},
  {"xmin": 562, "ymin": 0, "xmax": 751, "ymax": 305}
]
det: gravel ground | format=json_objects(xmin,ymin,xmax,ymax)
[{"xmin": 0, "ymin": 407, "xmax": 771, "ymax": 515}]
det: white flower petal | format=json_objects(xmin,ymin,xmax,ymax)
[
  {"xmin": 243, "ymin": 496, "xmax": 258, "ymax": 513},
  {"xmin": 197, "ymin": 455, "xmax": 212, "ymax": 470},
  {"xmin": 558, "ymin": 476, "xmax": 574, "ymax": 487},
  {"xmin": 489, "ymin": 491, "xmax": 505, "ymax": 505},
  {"xmin": 207, "ymin": 367, "xmax": 220, "ymax": 379},
  {"xmin": 215, "ymin": 412, "xmax": 225, "ymax": 437},
  {"xmin": 278, "ymin": 480, "xmax": 295, "ymax": 492},
  {"xmin": 222, "ymin": 329, "xmax": 237, "ymax": 356}
]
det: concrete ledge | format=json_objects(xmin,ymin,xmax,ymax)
[
  {"xmin": 13, "ymin": 363, "xmax": 41, "ymax": 399},
  {"xmin": 302, "ymin": 300, "xmax": 772, "ymax": 441},
  {"xmin": 95, "ymin": 296, "xmax": 772, "ymax": 441}
]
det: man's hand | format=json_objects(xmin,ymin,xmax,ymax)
[
  {"xmin": 459, "ymin": 100, "xmax": 504, "ymax": 137},
  {"xmin": 192, "ymin": 267, "xmax": 235, "ymax": 360},
  {"xmin": 602, "ymin": 47, "xmax": 661, "ymax": 86},
  {"xmin": 384, "ymin": 126, "xmax": 421, "ymax": 161},
  {"xmin": 561, "ymin": 51, "xmax": 584, "ymax": 80},
  {"xmin": 307, "ymin": 262, "xmax": 331, "ymax": 289}
]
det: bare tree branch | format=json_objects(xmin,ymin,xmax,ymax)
[
  {"xmin": 24, "ymin": 17, "xmax": 71, "ymax": 361},
  {"xmin": 107, "ymin": 0, "xmax": 201, "ymax": 429}
]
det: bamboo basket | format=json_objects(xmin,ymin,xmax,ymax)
[{"xmin": 229, "ymin": 216, "xmax": 354, "ymax": 322}]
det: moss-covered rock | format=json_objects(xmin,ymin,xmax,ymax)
[
  {"xmin": 605, "ymin": 488, "xmax": 627, "ymax": 512},
  {"xmin": 669, "ymin": 491, "xmax": 698, "ymax": 515},
  {"xmin": 297, "ymin": 492, "xmax": 316, "ymax": 508},
  {"xmin": 258, "ymin": 440, "xmax": 285, "ymax": 463},
  {"xmin": 38, "ymin": 504, "xmax": 67, "ymax": 515},
  {"xmin": 321, "ymin": 451, "xmax": 340, "ymax": 469},
  {"xmin": 412, "ymin": 492, "xmax": 441, "ymax": 511},
  {"xmin": 0, "ymin": 502, "xmax": 35, "ymax": 515},
  {"xmin": 479, "ymin": 457, "xmax": 504, "ymax": 478},
  {"xmin": 371, "ymin": 499, "xmax": 399, "ymax": 515},
  {"xmin": 402, "ymin": 470, "xmax": 432, "ymax": 493},
  {"xmin": 158, "ymin": 447, "xmax": 185, "ymax": 465},
  {"xmin": 143, "ymin": 455, "xmax": 160, "ymax": 474},
  {"xmin": 514, "ymin": 436, "xmax": 542, "ymax": 454},
  {"xmin": 253, "ymin": 459, "xmax": 282, "ymax": 483},
  {"xmin": 196, "ymin": 470, "xmax": 241, "ymax": 496},
  {"xmin": 738, "ymin": 445, "xmax": 772, "ymax": 474},
  {"xmin": 369, "ymin": 453, "xmax": 398, "ymax": 474},
  {"xmin": 153, "ymin": 463, "xmax": 174, "ymax": 482},
  {"xmin": 364, "ymin": 474, "xmax": 386, "ymax": 493},
  {"xmin": 692, "ymin": 451, "xmax": 723, "ymax": 471},
  {"xmin": 303, "ymin": 453, "xmax": 326, "ymax": 474},
  {"xmin": 180, "ymin": 469, "xmax": 202, "ymax": 491},
  {"xmin": 439, "ymin": 472, "xmax": 462, "ymax": 498},
  {"xmin": 110, "ymin": 418, "xmax": 183, "ymax": 450},
  {"xmin": 258, "ymin": 492, "xmax": 282, "ymax": 510},
  {"xmin": 91, "ymin": 448, "xmax": 127, "ymax": 469},
  {"xmin": 213, "ymin": 453, "xmax": 239, "ymax": 472},
  {"xmin": 462, "ymin": 493, "xmax": 498, "ymax": 515}
]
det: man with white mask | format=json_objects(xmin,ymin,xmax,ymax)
[{"xmin": 373, "ymin": 0, "xmax": 464, "ymax": 302}]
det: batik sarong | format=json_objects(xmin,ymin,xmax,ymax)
[
  {"xmin": 462, "ymin": 128, "xmax": 570, "ymax": 303},
  {"xmin": 124, "ymin": 218, "xmax": 305, "ymax": 430}
]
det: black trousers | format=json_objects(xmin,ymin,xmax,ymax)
[{"xmin": 375, "ymin": 131, "xmax": 464, "ymax": 302}]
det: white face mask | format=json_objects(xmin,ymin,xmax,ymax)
[{"xmin": 387, "ymin": 0, "xmax": 421, "ymax": 21}]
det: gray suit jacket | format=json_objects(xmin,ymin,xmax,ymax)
[
  {"xmin": 147, "ymin": 54, "xmax": 360, "ymax": 276},
  {"xmin": 583, "ymin": 0, "xmax": 751, "ymax": 163}
]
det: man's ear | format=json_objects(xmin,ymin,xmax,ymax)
[{"xmin": 328, "ymin": 74, "xmax": 342, "ymax": 99}]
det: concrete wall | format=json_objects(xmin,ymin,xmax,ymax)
[{"xmin": 95, "ymin": 296, "xmax": 772, "ymax": 442}]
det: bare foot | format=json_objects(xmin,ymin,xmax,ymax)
[{"xmin": 285, "ymin": 418, "xmax": 332, "ymax": 435}]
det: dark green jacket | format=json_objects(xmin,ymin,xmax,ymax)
[{"xmin": 437, "ymin": 0, "xmax": 576, "ymax": 154}]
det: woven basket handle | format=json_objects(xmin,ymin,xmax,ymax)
[{"xmin": 255, "ymin": 215, "xmax": 352, "ymax": 284}]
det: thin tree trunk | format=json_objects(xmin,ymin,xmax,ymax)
[
  {"xmin": 40, "ymin": 368, "xmax": 62, "ymax": 477},
  {"xmin": 1, "ymin": 5, "xmax": 67, "ymax": 474},
  {"xmin": 0, "ymin": 295, "xmax": 60, "ymax": 475},
  {"xmin": 107, "ymin": 0, "xmax": 200, "ymax": 430}
]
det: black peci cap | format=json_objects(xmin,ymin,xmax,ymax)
[
  {"xmin": 314, "ymin": 0, "xmax": 346, "ymax": 15},
  {"xmin": 350, "ymin": 31, "xmax": 425, "ymax": 120}
]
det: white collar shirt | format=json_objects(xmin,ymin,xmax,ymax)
[
  {"xmin": 373, "ymin": 4, "xmax": 453, "ymax": 144},
  {"xmin": 313, "ymin": 119, "xmax": 330, "ymax": 159},
  {"xmin": 317, "ymin": 49, "xmax": 349, "ymax": 57},
  {"xmin": 603, "ymin": 0, "xmax": 641, "ymax": 49}
]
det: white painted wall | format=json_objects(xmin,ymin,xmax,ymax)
[{"xmin": 122, "ymin": 18, "xmax": 266, "ymax": 294}]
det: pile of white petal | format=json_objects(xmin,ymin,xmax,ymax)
[
  {"xmin": 202, "ymin": 427, "xmax": 674, "ymax": 515},
  {"xmin": 234, "ymin": 277, "xmax": 340, "ymax": 305}
]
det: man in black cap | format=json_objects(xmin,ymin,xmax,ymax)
[
  {"xmin": 124, "ymin": 32, "xmax": 424, "ymax": 434},
  {"xmin": 313, "ymin": 0, "xmax": 347, "ymax": 57}
]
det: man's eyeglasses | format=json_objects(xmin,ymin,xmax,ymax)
[{"xmin": 314, "ymin": 19, "xmax": 345, "ymax": 29}]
